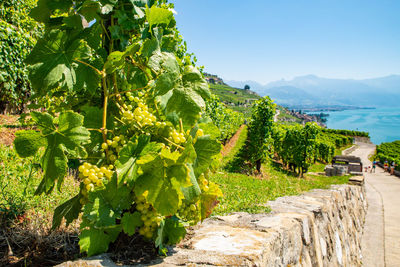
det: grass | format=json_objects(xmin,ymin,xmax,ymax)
[
  {"xmin": 276, "ymin": 106, "xmax": 302, "ymax": 123},
  {"xmin": 209, "ymin": 164, "xmax": 349, "ymax": 216},
  {"xmin": 335, "ymin": 143, "xmax": 354, "ymax": 156},
  {"xmin": 309, "ymin": 162, "xmax": 326, "ymax": 173},
  {"xmin": 0, "ymin": 144, "xmax": 79, "ymax": 228},
  {"xmin": 308, "ymin": 143, "xmax": 356, "ymax": 173},
  {"xmin": 209, "ymin": 84, "xmax": 260, "ymax": 104}
]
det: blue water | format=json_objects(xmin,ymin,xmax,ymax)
[{"xmin": 325, "ymin": 107, "xmax": 400, "ymax": 144}]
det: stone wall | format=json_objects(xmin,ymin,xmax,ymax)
[
  {"xmin": 155, "ymin": 183, "xmax": 366, "ymax": 267},
  {"xmin": 58, "ymin": 183, "xmax": 366, "ymax": 267}
]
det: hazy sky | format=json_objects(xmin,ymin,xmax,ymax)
[{"xmin": 172, "ymin": 0, "xmax": 400, "ymax": 84}]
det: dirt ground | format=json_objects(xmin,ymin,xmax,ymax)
[
  {"xmin": 221, "ymin": 125, "xmax": 245, "ymax": 157},
  {"xmin": 0, "ymin": 115, "xmax": 23, "ymax": 146}
]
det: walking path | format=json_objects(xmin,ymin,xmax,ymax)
[{"xmin": 350, "ymin": 142, "xmax": 400, "ymax": 267}]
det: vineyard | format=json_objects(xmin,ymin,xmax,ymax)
[
  {"xmin": 0, "ymin": 0, "xmax": 363, "ymax": 265},
  {"xmin": 375, "ymin": 141, "xmax": 400, "ymax": 171},
  {"xmin": 322, "ymin": 128, "xmax": 370, "ymax": 138}
]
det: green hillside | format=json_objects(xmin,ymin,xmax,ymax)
[
  {"xmin": 208, "ymin": 83, "xmax": 260, "ymax": 118},
  {"xmin": 208, "ymin": 82, "xmax": 300, "ymax": 121},
  {"xmin": 209, "ymin": 83, "xmax": 260, "ymax": 104}
]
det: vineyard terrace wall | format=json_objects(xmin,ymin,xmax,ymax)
[{"xmin": 59, "ymin": 179, "xmax": 366, "ymax": 266}]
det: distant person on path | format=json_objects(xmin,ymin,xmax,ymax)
[
  {"xmin": 384, "ymin": 160, "xmax": 388, "ymax": 172},
  {"xmin": 390, "ymin": 161, "xmax": 396, "ymax": 175},
  {"xmin": 372, "ymin": 161, "xmax": 376, "ymax": 173}
]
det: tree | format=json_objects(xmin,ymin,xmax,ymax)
[{"xmin": 244, "ymin": 84, "xmax": 250, "ymax": 90}]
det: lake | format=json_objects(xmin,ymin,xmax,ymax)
[{"xmin": 324, "ymin": 107, "xmax": 400, "ymax": 145}]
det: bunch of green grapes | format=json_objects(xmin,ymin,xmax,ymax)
[
  {"xmin": 178, "ymin": 200, "xmax": 200, "ymax": 225},
  {"xmin": 101, "ymin": 135, "xmax": 127, "ymax": 162},
  {"xmin": 171, "ymin": 129, "xmax": 186, "ymax": 144},
  {"xmin": 135, "ymin": 194, "xmax": 164, "ymax": 239},
  {"xmin": 78, "ymin": 163, "xmax": 114, "ymax": 204},
  {"xmin": 119, "ymin": 92, "xmax": 157, "ymax": 127},
  {"xmin": 198, "ymin": 172, "xmax": 210, "ymax": 192}
]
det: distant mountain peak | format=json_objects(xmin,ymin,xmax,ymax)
[{"xmin": 227, "ymin": 74, "xmax": 400, "ymax": 108}]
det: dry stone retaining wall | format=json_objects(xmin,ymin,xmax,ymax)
[{"xmin": 58, "ymin": 182, "xmax": 366, "ymax": 267}]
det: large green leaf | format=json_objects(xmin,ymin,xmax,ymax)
[
  {"xmin": 29, "ymin": 111, "xmax": 90, "ymax": 194},
  {"xmin": 161, "ymin": 86, "xmax": 204, "ymax": 126},
  {"xmin": 146, "ymin": 6, "xmax": 174, "ymax": 29},
  {"xmin": 181, "ymin": 165, "xmax": 201, "ymax": 202},
  {"xmin": 182, "ymin": 66, "xmax": 210, "ymax": 100},
  {"xmin": 121, "ymin": 211, "xmax": 143, "ymax": 236},
  {"xmin": 135, "ymin": 166, "xmax": 182, "ymax": 216},
  {"xmin": 152, "ymin": 53, "xmax": 180, "ymax": 96},
  {"xmin": 200, "ymin": 181, "xmax": 223, "ymax": 221},
  {"xmin": 26, "ymin": 29, "xmax": 91, "ymax": 94},
  {"xmin": 79, "ymin": 228, "xmax": 118, "ymax": 257},
  {"xmin": 30, "ymin": 0, "xmax": 73, "ymax": 24},
  {"xmin": 193, "ymin": 136, "xmax": 222, "ymax": 176},
  {"xmin": 14, "ymin": 130, "xmax": 46, "ymax": 158},
  {"xmin": 83, "ymin": 194, "xmax": 117, "ymax": 228},
  {"xmin": 100, "ymin": 176, "xmax": 134, "ymax": 212},
  {"xmin": 155, "ymin": 216, "xmax": 186, "ymax": 254},
  {"xmin": 52, "ymin": 194, "xmax": 82, "ymax": 229},
  {"xmin": 134, "ymin": 153, "xmax": 185, "ymax": 216},
  {"xmin": 115, "ymin": 135, "xmax": 150, "ymax": 187}
]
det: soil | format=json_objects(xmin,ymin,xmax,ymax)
[
  {"xmin": 109, "ymin": 233, "xmax": 158, "ymax": 265},
  {"xmin": 0, "ymin": 222, "xmax": 160, "ymax": 266},
  {"xmin": 0, "ymin": 225, "xmax": 81, "ymax": 267},
  {"xmin": 221, "ymin": 125, "xmax": 245, "ymax": 157},
  {"xmin": 0, "ymin": 115, "xmax": 25, "ymax": 146}
]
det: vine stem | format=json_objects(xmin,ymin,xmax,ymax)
[
  {"xmin": 87, "ymin": 128, "xmax": 103, "ymax": 133},
  {"xmin": 108, "ymin": 86, "xmax": 147, "ymax": 98},
  {"xmin": 129, "ymin": 57, "xmax": 153, "ymax": 81},
  {"xmin": 73, "ymin": 59, "xmax": 102, "ymax": 76},
  {"xmin": 101, "ymin": 74, "xmax": 108, "ymax": 143},
  {"xmin": 163, "ymin": 137, "xmax": 184, "ymax": 150}
]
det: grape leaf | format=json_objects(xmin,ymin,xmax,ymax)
[
  {"xmin": 135, "ymin": 167, "xmax": 182, "ymax": 216},
  {"xmin": 79, "ymin": 229, "xmax": 114, "ymax": 257},
  {"xmin": 52, "ymin": 194, "xmax": 82, "ymax": 229},
  {"xmin": 121, "ymin": 212, "xmax": 143, "ymax": 236},
  {"xmin": 115, "ymin": 135, "xmax": 150, "ymax": 187},
  {"xmin": 77, "ymin": 0, "xmax": 101, "ymax": 22},
  {"xmin": 26, "ymin": 29, "xmax": 91, "ymax": 94},
  {"xmin": 134, "ymin": 154, "xmax": 184, "ymax": 216},
  {"xmin": 30, "ymin": 0, "xmax": 73, "ymax": 24},
  {"xmin": 181, "ymin": 165, "xmax": 201, "ymax": 202},
  {"xmin": 200, "ymin": 181, "xmax": 223, "ymax": 221},
  {"xmin": 104, "ymin": 51, "xmax": 126, "ymax": 73},
  {"xmin": 152, "ymin": 53, "xmax": 180, "ymax": 96},
  {"xmin": 29, "ymin": 111, "xmax": 90, "ymax": 194},
  {"xmin": 193, "ymin": 136, "xmax": 222, "ymax": 176},
  {"xmin": 100, "ymin": 176, "xmax": 134, "ymax": 212},
  {"xmin": 83, "ymin": 194, "xmax": 117, "ymax": 228},
  {"xmin": 146, "ymin": 6, "xmax": 174, "ymax": 29},
  {"xmin": 182, "ymin": 66, "xmax": 210, "ymax": 100},
  {"xmin": 155, "ymin": 216, "xmax": 186, "ymax": 254},
  {"xmin": 14, "ymin": 130, "xmax": 46, "ymax": 158},
  {"xmin": 161, "ymin": 86, "xmax": 204, "ymax": 126}
]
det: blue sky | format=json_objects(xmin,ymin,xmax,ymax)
[{"xmin": 172, "ymin": 0, "xmax": 400, "ymax": 84}]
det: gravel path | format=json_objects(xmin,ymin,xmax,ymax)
[{"xmin": 350, "ymin": 142, "xmax": 400, "ymax": 267}]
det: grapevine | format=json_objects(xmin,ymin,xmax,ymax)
[
  {"xmin": 13, "ymin": 0, "xmax": 222, "ymax": 257},
  {"xmin": 205, "ymin": 95, "xmax": 245, "ymax": 143},
  {"xmin": 375, "ymin": 141, "xmax": 400, "ymax": 171},
  {"xmin": 229, "ymin": 96, "xmax": 276, "ymax": 173}
]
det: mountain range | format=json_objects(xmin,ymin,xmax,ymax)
[{"xmin": 226, "ymin": 75, "xmax": 400, "ymax": 108}]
